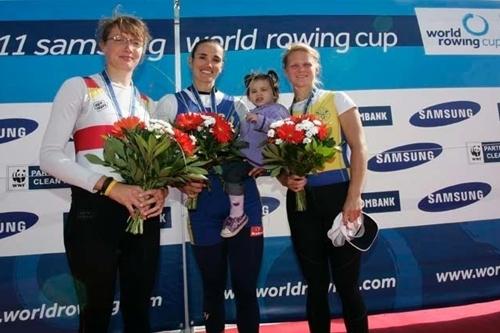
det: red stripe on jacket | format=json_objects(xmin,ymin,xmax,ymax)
[{"xmin": 73, "ymin": 125, "xmax": 113, "ymax": 153}]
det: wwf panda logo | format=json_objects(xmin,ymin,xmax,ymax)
[
  {"xmin": 470, "ymin": 145, "xmax": 482, "ymax": 158},
  {"xmin": 11, "ymin": 168, "xmax": 26, "ymax": 184}
]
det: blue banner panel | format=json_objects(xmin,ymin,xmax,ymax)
[
  {"xmin": 0, "ymin": 20, "xmax": 174, "ymax": 56},
  {"xmin": 0, "ymin": 0, "xmax": 174, "ymax": 20},
  {"xmin": 0, "ymin": 7, "xmax": 175, "ymax": 102},
  {"xmin": 0, "ymin": 246, "xmax": 185, "ymax": 332},
  {"xmin": 180, "ymin": 0, "xmax": 500, "ymax": 17},
  {"xmin": 177, "ymin": 10, "xmax": 500, "ymax": 95},
  {"xmin": 186, "ymin": 220, "xmax": 500, "ymax": 325},
  {"xmin": 179, "ymin": 15, "xmax": 422, "ymax": 52}
]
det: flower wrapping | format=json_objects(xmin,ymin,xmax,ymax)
[
  {"xmin": 174, "ymin": 112, "xmax": 238, "ymax": 209},
  {"xmin": 86, "ymin": 116, "xmax": 208, "ymax": 234},
  {"xmin": 262, "ymin": 114, "xmax": 341, "ymax": 211}
]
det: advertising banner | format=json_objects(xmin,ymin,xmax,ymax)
[{"xmin": 1, "ymin": 0, "xmax": 499, "ymax": 331}]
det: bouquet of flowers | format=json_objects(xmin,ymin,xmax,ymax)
[
  {"xmin": 262, "ymin": 114, "xmax": 341, "ymax": 211},
  {"xmin": 86, "ymin": 116, "xmax": 208, "ymax": 234},
  {"xmin": 174, "ymin": 112, "xmax": 237, "ymax": 209}
]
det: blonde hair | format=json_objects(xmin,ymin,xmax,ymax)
[
  {"xmin": 96, "ymin": 14, "xmax": 151, "ymax": 46},
  {"xmin": 282, "ymin": 43, "xmax": 322, "ymax": 87},
  {"xmin": 282, "ymin": 43, "xmax": 320, "ymax": 68}
]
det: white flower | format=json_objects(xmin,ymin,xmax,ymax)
[
  {"xmin": 296, "ymin": 120, "xmax": 319, "ymax": 138},
  {"xmin": 147, "ymin": 118, "xmax": 174, "ymax": 137},
  {"xmin": 270, "ymin": 119, "xmax": 285, "ymax": 129},
  {"xmin": 303, "ymin": 137, "xmax": 312, "ymax": 144},
  {"xmin": 267, "ymin": 129, "xmax": 276, "ymax": 138},
  {"xmin": 201, "ymin": 114, "xmax": 216, "ymax": 127},
  {"xmin": 275, "ymin": 138, "xmax": 283, "ymax": 145}
]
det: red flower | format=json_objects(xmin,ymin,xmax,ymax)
[
  {"xmin": 110, "ymin": 116, "xmax": 145, "ymax": 138},
  {"xmin": 318, "ymin": 124, "xmax": 329, "ymax": 140},
  {"xmin": 172, "ymin": 111, "xmax": 238, "ymax": 185},
  {"xmin": 275, "ymin": 122, "xmax": 297, "ymax": 143},
  {"xmin": 212, "ymin": 114, "xmax": 234, "ymax": 143},
  {"xmin": 173, "ymin": 128, "xmax": 195, "ymax": 156},
  {"xmin": 262, "ymin": 115, "xmax": 340, "ymax": 212},
  {"xmin": 298, "ymin": 114, "xmax": 316, "ymax": 122},
  {"xmin": 290, "ymin": 128, "xmax": 306, "ymax": 144},
  {"xmin": 175, "ymin": 113, "xmax": 204, "ymax": 131}
]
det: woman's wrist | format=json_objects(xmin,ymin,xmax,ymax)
[
  {"xmin": 104, "ymin": 180, "xmax": 118, "ymax": 196},
  {"xmin": 98, "ymin": 177, "xmax": 114, "ymax": 195}
]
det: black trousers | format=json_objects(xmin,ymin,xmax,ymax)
[
  {"xmin": 286, "ymin": 182, "xmax": 368, "ymax": 333},
  {"xmin": 192, "ymin": 226, "xmax": 263, "ymax": 333},
  {"xmin": 65, "ymin": 186, "xmax": 160, "ymax": 333},
  {"xmin": 222, "ymin": 160, "xmax": 254, "ymax": 195}
]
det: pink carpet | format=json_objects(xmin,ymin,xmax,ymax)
[{"xmin": 216, "ymin": 299, "xmax": 500, "ymax": 333}]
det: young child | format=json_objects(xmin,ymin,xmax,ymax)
[{"xmin": 221, "ymin": 70, "xmax": 289, "ymax": 238}]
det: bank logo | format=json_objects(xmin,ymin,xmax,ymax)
[
  {"xmin": 358, "ymin": 106, "xmax": 393, "ymax": 126},
  {"xmin": 0, "ymin": 212, "xmax": 38, "ymax": 239},
  {"xmin": 410, "ymin": 101, "xmax": 480, "ymax": 127},
  {"xmin": 368, "ymin": 143, "xmax": 442, "ymax": 172},
  {"xmin": 415, "ymin": 8, "xmax": 500, "ymax": 55},
  {"xmin": 0, "ymin": 118, "xmax": 38, "ymax": 144},
  {"xmin": 261, "ymin": 196, "xmax": 280, "ymax": 216},
  {"xmin": 467, "ymin": 141, "xmax": 500, "ymax": 164},
  {"xmin": 361, "ymin": 191, "xmax": 401, "ymax": 213},
  {"xmin": 418, "ymin": 182, "xmax": 491, "ymax": 212},
  {"xmin": 160, "ymin": 207, "xmax": 171, "ymax": 229},
  {"xmin": 8, "ymin": 165, "xmax": 69, "ymax": 191}
]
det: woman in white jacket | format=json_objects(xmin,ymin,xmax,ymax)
[{"xmin": 39, "ymin": 14, "xmax": 166, "ymax": 333}]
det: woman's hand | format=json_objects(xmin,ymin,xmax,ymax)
[
  {"xmin": 278, "ymin": 173, "xmax": 307, "ymax": 192},
  {"xmin": 106, "ymin": 182, "xmax": 145, "ymax": 216},
  {"xmin": 139, "ymin": 188, "xmax": 168, "ymax": 219},
  {"xmin": 180, "ymin": 181, "xmax": 205, "ymax": 198},
  {"xmin": 342, "ymin": 194, "xmax": 363, "ymax": 225}
]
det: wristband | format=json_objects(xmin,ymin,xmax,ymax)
[
  {"xmin": 104, "ymin": 180, "xmax": 118, "ymax": 196},
  {"xmin": 99, "ymin": 177, "xmax": 114, "ymax": 195}
]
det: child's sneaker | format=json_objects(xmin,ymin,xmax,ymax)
[{"xmin": 220, "ymin": 214, "xmax": 249, "ymax": 238}]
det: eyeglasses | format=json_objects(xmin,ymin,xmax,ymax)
[{"xmin": 106, "ymin": 35, "xmax": 144, "ymax": 49}]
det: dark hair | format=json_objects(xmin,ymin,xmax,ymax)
[
  {"xmin": 244, "ymin": 70, "xmax": 280, "ymax": 102},
  {"xmin": 96, "ymin": 14, "xmax": 151, "ymax": 46},
  {"xmin": 190, "ymin": 39, "xmax": 224, "ymax": 58}
]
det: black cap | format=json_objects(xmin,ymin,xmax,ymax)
[
  {"xmin": 328, "ymin": 212, "xmax": 379, "ymax": 252},
  {"xmin": 347, "ymin": 212, "xmax": 379, "ymax": 252}
]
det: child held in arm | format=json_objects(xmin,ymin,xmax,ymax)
[{"xmin": 221, "ymin": 70, "xmax": 289, "ymax": 238}]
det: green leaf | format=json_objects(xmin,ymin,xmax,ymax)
[
  {"xmin": 114, "ymin": 157, "xmax": 128, "ymax": 168},
  {"xmin": 153, "ymin": 137, "xmax": 171, "ymax": 159},
  {"xmin": 85, "ymin": 153, "xmax": 105, "ymax": 165},
  {"xmin": 147, "ymin": 133, "xmax": 157, "ymax": 155},
  {"xmin": 133, "ymin": 134, "xmax": 150, "ymax": 159},
  {"xmin": 269, "ymin": 167, "xmax": 282, "ymax": 177},
  {"xmin": 186, "ymin": 166, "xmax": 209, "ymax": 175}
]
